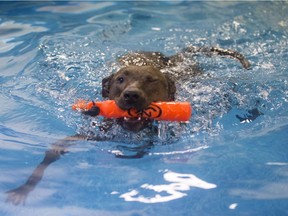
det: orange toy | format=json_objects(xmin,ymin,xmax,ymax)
[{"xmin": 72, "ymin": 100, "xmax": 192, "ymax": 122}]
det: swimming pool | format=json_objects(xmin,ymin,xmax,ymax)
[{"xmin": 1, "ymin": 1, "xmax": 288, "ymax": 215}]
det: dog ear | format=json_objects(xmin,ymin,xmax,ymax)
[
  {"xmin": 102, "ymin": 74, "xmax": 114, "ymax": 98},
  {"xmin": 164, "ymin": 73, "xmax": 176, "ymax": 101}
]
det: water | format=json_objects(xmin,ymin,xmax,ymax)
[{"xmin": 1, "ymin": 1, "xmax": 288, "ymax": 215}]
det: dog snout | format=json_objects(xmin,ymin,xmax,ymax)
[
  {"xmin": 123, "ymin": 90, "xmax": 141, "ymax": 102},
  {"xmin": 118, "ymin": 87, "xmax": 147, "ymax": 110}
]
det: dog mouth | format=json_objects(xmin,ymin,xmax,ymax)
[
  {"xmin": 124, "ymin": 116, "xmax": 142, "ymax": 122},
  {"xmin": 117, "ymin": 116, "xmax": 151, "ymax": 132},
  {"xmin": 117, "ymin": 100, "xmax": 148, "ymax": 113},
  {"xmin": 115, "ymin": 93, "xmax": 150, "ymax": 112},
  {"xmin": 114, "ymin": 97, "xmax": 153, "ymax": 132}
]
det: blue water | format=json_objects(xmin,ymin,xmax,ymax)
[{"xmin": 1, "ymin": 1, "xmax": 288, "ymax": 215}]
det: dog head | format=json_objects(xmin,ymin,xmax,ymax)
[{"xmin": 102, "ymin": 65, "xmax": 175, "ymax": 132}]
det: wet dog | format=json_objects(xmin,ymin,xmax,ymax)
[
  {"xmin": 6, "ymin": 46, "xmax": 250, "ymax": 205},
  {"xmin": 84, "ymin": 47, "xmax": 250, "ymax": 132}
]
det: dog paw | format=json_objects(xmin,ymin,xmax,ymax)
[{"xmin": 6, "ymin": 188, "xmax": 28, "ymax": 205}]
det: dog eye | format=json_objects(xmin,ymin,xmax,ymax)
[{"xmin": 117, "ymin": 77, "xmax": 125, "ymax": 83}]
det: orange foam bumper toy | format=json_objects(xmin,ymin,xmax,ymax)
[{"xmin": 72, "ymin": 100, "xmax": 192, "ymax": 122}]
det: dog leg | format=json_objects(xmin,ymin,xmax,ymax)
[{"xmin": 5, "ymin": 135, "xmax": 85, "ymax": 205}]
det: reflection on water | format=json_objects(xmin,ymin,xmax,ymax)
[
  {"xmin": 120, "ymin": 170, "xmax": 216, "ymax": 203},
  {"xmin": 37, "ymin": 2, "xmax": 114, "ymax": 14},
  {"xmin": 0, "ymin": 21, "xmax": 47, "ymax": 53}
]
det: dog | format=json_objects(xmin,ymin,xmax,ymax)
[
  {"xmin": 84, "ymin": 46, "xmax": 250, "ymax": 133},
  {"xmin": 6, "ymin": 46, "xmax": 250, "ymax": 205}
]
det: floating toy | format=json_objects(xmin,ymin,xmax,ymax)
[{"xmin": 72, "ymin": 100, "xmax": 192, "ymax": 122}]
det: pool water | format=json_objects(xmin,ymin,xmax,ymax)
[{"xmin": 1, "ymin": 1, "xmax": 288, "ymax": 215}]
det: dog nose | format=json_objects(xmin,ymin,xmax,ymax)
[{"xmin": 123, "ymin": 90, "xmax": 140, "ymax": 102}]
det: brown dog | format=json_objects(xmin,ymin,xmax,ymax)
[
  {"xmin": 6, "ymin": 46, "xmax": 250, "ymax": 205},
  {"xmin": 87, "ymin": 47, "xmax": 250, "ymax": 132}
]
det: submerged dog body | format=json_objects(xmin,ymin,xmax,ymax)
[{"xmin": 6, "ymin": 46, "xmax": 250, "ymax": 205}]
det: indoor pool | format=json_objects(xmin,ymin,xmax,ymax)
[{"xmin": 1, "ymin": 1, "xmax": 288, "ymax": 216}]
